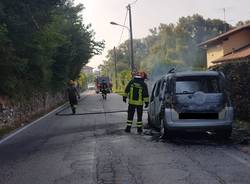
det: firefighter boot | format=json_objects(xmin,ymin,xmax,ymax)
[
  {"xmin": 72, "ymin": 105, "xmax": 76, "ymax": 114},
  {"xmin": 125, "ymin": 126, "xmax": 131, "ymax": 133},
  {"xmin": 137, "ymin": 127, "xmax": 143, "ymax": 134}
]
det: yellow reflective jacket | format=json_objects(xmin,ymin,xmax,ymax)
[{"xmin": 123, "ymin": 78, "xmax": 149, "ymax": 106}]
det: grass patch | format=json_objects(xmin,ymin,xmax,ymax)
[
  {"xmin": 0, "ymin": 126, "xmax": 16, "ymax": 139},
  {"xmin": 114, "ymin": 91, "xmax": 124, "ymax": 96},
  {"xmin": 116, "ymin": 92, "xmax": 124, "ymax": 96},
  {"xmin": 234, "ymin": 120, "xmax": 250, "ymax": 134}
]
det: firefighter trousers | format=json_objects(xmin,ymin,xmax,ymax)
[{"xmin": 127, "ymin": 104, "xmax": 143, "ymax": 128}]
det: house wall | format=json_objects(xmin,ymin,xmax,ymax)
[
  {"xmin": 206, "ymin": 28, "xmax": 250, "ymax": 68},
  {"xmin": 82, "ymin": 66, "xmax": 93, "ymax": 74},
  {"xmin": 82, "ymin": 69, "xmax": 93, "ymax": 74},
  {"xmin": 207, "ymin": 44, "xmax": 224, "ymax": 68},
  {"xmin": 223, "ymin": 29, "xmax": 250, "ymax": 55}
]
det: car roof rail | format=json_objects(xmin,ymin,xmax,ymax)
[{"xmin": 167, "ymin": 67, "xmax": 176, "ymax": 74}]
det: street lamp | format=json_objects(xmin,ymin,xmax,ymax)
[
  {"xmin": 110, "ymin": 21, "xmax": 129, "ymax": 29},
  {"xmin": 110, "ymin": 15, "xmax": 135, "ymax": 72},
  {"xmin": 110, "ymin": 21, "xmax": 134, "ymax": 72}
]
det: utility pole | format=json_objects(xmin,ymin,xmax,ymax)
[
  {"xmin": 127, "ymin": 4, "xmax": 135, "ymax": 72},
  {"xmin": 223, "ymin": 8, "xmax": 227, "ymax": 32},
  {"xmin": 113, "ymin": 47, "xmax": 118, "ymax": 91}
]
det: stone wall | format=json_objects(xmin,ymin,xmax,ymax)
[
  {"xmin": 212, "ymin": 58, "xmax": 250, "ymax": 121},
  {"xmin": 0, "ymin": 92, "xmax": 66, "ymax": 129}
]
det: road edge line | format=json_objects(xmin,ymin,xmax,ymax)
[
  {"xmin": 0, "ymin": 91, "xmax": 91, "ymax": 144},
  {"xmin": 0, "ymin": 102, "xmax": 68, "ymax": 145}
]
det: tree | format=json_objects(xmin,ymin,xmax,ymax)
[
  {"xmin": 236, "ymin": 20, "xmax": 250, "ymax": 27},
  {"xmin": 101, "ymin": 14, "xmax": 230, "ymax": 83},
  {"xmin": 0, "ymin": 0, "xmax": 104, "ymax": 97}
]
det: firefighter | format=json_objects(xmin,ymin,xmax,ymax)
[
  {"xmin": 123, "ymin": 72, "xmax": 149, "ymax": 134},
  {"xmin": 100, "ymin": 79, "xmax": 108, "ymax": 100},
  {"xmin": 67, "ymin": 80, "xmax": 80, "ymax": 114}
]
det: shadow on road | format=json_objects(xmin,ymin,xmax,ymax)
[{"xmin": 143, "ymin": 128, "xmax": 243, "ymax": 147}]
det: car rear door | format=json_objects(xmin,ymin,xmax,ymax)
[
  {"xmin": 153, "ymin": 80, "xmax": 163, "ymax": 127},
  {"xmin": 148, "ymin": 82, "xmax": 157, "ymax": 123}
]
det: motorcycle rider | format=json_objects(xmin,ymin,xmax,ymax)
[{"xmin": 100, "ymin": 79, "xmax": 108, "ymax": 100}]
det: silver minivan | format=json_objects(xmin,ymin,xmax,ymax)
[{"xmin": 148, "ymin": 70, "xmax": 234, "ymax": 139}]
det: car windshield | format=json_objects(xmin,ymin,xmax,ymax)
[{"xmin": 175, "ymin": 76, "xmax": 220, "ymax": 94}]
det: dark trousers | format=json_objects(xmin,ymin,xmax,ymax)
[
  {"xmin": 127, "ymin": 104, "xmax": 143, "ymax": 128},
  {"xmin": 69, "ymin": 96, "xmax": 77, "ymax": 114}
]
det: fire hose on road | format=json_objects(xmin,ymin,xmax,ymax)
[
  {"xmin": 56, "ymin": 93, "xmax": 148, "ymax": 116},
  {"xmin": 55, "ymin": 105, "xmax": 148, "ymax": 116}
]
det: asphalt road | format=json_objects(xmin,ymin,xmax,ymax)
[{"xmin": 0, "ymin": 91, "xmax": 250, "ymax": 184}]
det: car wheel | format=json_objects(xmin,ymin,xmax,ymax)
[
  {"xmin": 160, "ymin": 118, "xmax": 170, "ymax": 139},
  {"xmin": 160, "ymin": 116, "xmax": 176, "ymax": 139}
]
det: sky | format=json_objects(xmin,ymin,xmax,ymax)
[{"xmin": 75, "ymin": 0, "xmax": 250, "ymax": 69}]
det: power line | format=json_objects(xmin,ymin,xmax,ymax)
[
  {"xmin": 118, "ymin": 8, "xmax": 128, "ymax": 45},
  {"xmin": 130, "ymin": 0, "xmax": 138, "ymax": 6},
  {"xmin": 117, "ymin": 0, "xmax": 139, "ymax": 45}
]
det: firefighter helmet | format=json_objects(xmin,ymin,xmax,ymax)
[{"xmin": 140, "ymin": 71, "xmax": 148, "ymax": 80}]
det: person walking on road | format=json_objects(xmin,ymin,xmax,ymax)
[
  {"xmin": 67, "ymin": 80, "xmax": 80, "ymax": 114},
  {"xmin": 122, "ymin": 72, "xmax": 149, "ymax": 134},
  {"xmin": 100, "ymin": 79, "xmax": 108, "ymax": 100}
]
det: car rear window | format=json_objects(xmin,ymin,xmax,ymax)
[
  {"xmin": 97, "ymin": 77, "xmax": 109, "ymax": 83},
  {"xmin": 175, "ymin": 76, "xmax": 220, "ymax": 94}
]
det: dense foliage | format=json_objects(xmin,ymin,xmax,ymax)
[
  {"xmin": 0, "ymin": 0, "xmax": 104, "ymax": 97},
  {"xmin": 101, "ymin": 14, "xmax": 230, "ymax": 89},
  {"xmin": 212, "ymin": 59, "xmax": 250, "ymax": 121}
]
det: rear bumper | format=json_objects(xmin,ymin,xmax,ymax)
[{"xmin": 164, "ymin": 108, "xmax": 233, "ymax": 131}]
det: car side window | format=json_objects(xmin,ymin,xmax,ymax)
[
  {"xmin": 150, "ymin": 83, "xmax": 157, "ymax": 102},
  {"xmin": 165, "ymin": 78, "xmax": 170, "ymax": 93},
  {"xmin": 161, "ymin": 79, "xmax": 165, "ymax": 90}
]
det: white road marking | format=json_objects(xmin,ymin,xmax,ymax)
[
  {"xmin": 0, "ymin": 103, "xmax": 67, "ymax": 145},
  {"xmin": 0, "ymin": 92, "xmax": 90, "ymax": 145}
]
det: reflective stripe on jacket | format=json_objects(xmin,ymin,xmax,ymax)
[{"xmin": 123, "ymin": 78, "xmax": 149, "ymax": 106}]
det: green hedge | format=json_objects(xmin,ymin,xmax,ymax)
[{"xmin": 212, "ymin": 59, "xmax": 250, "ymax": 121}]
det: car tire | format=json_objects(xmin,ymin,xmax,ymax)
[{"xmin": 160, "ymin": 118, "xmax": 172, "ymax": 139}]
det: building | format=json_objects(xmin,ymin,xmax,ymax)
[
  {"xmin": 81, "ymin": 66, "xmax": 93, "ymax": 74},
  {"xmin": 199, "ymin": 23, "xmax": 250, "ymax": 68}
]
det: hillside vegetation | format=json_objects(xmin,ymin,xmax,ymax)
[
  {"xmin": 101, "ymin": 14, "xmax": 229, "ymax": 90},
  {"xmin": 0, "ymin": 0, "xmax": 104, "ymax": 98}
]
